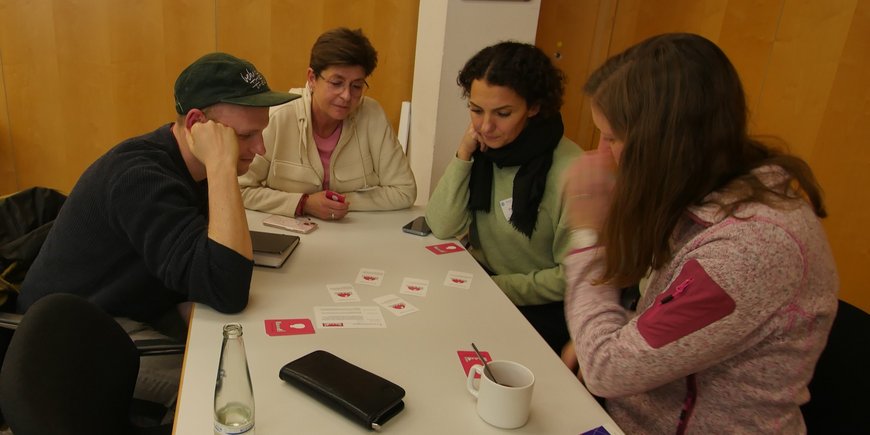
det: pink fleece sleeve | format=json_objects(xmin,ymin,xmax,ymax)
[{"xmin": 564, "ymin": 219, "xmax": 804, "ymax": 398}]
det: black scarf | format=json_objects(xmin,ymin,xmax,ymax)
[{"xmin": 468, "ymin": 114, "xmax": 564, "ymax": 238}]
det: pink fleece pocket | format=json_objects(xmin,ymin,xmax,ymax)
[{"xmin": 637, "ymin": 259, "xmax": 736, "ymax": 348}]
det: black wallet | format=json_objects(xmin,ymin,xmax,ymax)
[{"xmin": 279, "ymin": 350, "xmax": 406, "ymax": 430}]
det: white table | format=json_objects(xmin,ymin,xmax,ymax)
[{"xmin": 173, "ymin": 207, "xmax": 623, "ymax": 434}]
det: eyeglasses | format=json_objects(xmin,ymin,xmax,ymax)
[{"xmin": 317, "ymin": 74, "xmax": 369, "ymax": 97}]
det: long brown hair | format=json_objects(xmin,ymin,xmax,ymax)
[{"xmin": 585, "ymin": 33, "xmax": 826, "ymax": 286}]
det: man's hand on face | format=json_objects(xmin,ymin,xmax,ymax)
[{"xmin": 185, "ymin": 120, "xmax": 240, "ymax": 175}]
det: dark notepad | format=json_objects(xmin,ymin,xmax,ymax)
[{"xmin": 250, "ymin": 230, "xmax": 300, "ymax": 268}]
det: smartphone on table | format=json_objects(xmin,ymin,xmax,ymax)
[
  {"xmin": 402, "ymin": 216, "xmax": 431, "ymax": 236},
  {"xmin": 263, "ymin": 215, "xmax": 318, "ymax": 234}
]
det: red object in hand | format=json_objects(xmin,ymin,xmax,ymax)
[{"xmin": 325, "ymin": 190, "xmax": 346, "ymax": 203}]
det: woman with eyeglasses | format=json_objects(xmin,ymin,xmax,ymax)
[
  {"xmin": 425, "ymin": 42, "xmax": 582, "ymax": 355},
  {"xmin": 240, "ymin": 27, "xmax": 416, "ymax": 220}
]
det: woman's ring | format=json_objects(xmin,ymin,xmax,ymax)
[{"xmin": 330, "ymin": 212, "xmax": 335, "ymax": 220}]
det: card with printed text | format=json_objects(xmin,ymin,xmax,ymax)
[
  {"xmin": 264, "ymin": 318, "xmax": 315, "ymax": 336},
  {"xmin": 399, "ymin": 278, "xmax": 430, "ymax": 297},
  {"xmin": 443, "ymin": 270, "xmax": 473, "ymax": 289},
  {"xmin": 373, "ymin": 294, "xmax": 419, "ymax": 317},
  {"xmin": 457, "ymin": 350, "xmax": 492, "ymax": 377},
  {"xmin": 355, "ymin": 268, "xmax": 385, "ymax": 286},
  {"xmin": 326, "ymin": 283, "xmax": 360, "ymax": 303},
  {"xmin": 426, "ymin": 242, "xmax": 464, "ymax": 255},
  {"xmin": 314, "ymin": 306, "xmax": 386, "ymax": 328}
]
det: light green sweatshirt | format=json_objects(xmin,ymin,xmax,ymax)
[{"xmin": 425, "ymin": 137, "xmax": 581, "ymax": 305}]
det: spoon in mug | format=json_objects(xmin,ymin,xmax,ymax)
[{"xmin": 471, "ymin": 342, "xmax": 500, "ymax": 385}]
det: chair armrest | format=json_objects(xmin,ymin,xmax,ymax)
[
  {"xmin": 2, "ymin": 311, "xmax": 184, "ymax": 356},
  {"xmin": 133, "ymin": 338, "xmax": 186, "ymax": 357},
  {"xmin": 0, "ymin": 312, "xmax": 23, "ymax": 330}
]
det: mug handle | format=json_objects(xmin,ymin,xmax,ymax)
[{"xmin": 466, "ymin": 364, "xmax": 484, "ymax": 398}]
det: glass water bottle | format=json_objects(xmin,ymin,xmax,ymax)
[{"xmin": 214, "ymin": 323, "xmax": 255, "ymax": 434}]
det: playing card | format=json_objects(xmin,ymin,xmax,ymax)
[
  {"xmin": 443, "ymin": 270, "xmax": 473, "ymax": 289},
  {"xmin": 313, "ymin": 306, "xmax": 386, "ymax": 328},
  {"xmin": 373, "ymin": 294, "xmax": 419, "ymax": 317},
  {"xmin": 426, "ymin": 242, "xmax": 464, "ymax": 255},
  {"xmin": 264, "ymin": 318, "xmax": 315, "ymax": 336},
  {"xmin": 355, "ymin": 268, "xmax": 385, "ymax": 286},
  {"xmin": 457, "ymin": 350, "xmax": 492, "ymax": 376},
  {"xmin": 399, "ymin": 278, "xmax": 430, "ymax": 297},
  {"xmin": 327, "ymin": 283, "xmax": 360, "ymax": 302}
]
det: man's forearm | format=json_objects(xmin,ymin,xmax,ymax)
[{"xmin": 207, "ymin": 167, "xmax": 253, "ymax": 259}]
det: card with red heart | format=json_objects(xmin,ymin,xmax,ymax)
[
  {"xmin": 426, "ymin": 242, "xmax": 464, "ymax": 255},
  {"xmin": 264, "ymin": 318, "xmax": 315, "ymax": 336}
]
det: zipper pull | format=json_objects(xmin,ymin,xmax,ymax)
[{"xmin": 661, "ymin": 278, "xmax": 694, "ymax": 304}]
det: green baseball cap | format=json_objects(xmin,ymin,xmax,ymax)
[{"xmin": 174, "ymin": 52, "xmax": 299, "ymax": 114}]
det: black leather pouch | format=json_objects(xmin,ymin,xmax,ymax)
[{"xmin": 279, "ymin": 350, "xmax": 405, "ymax": 431}]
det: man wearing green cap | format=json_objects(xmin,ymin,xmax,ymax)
[{"xmin": 18, "ymin": 52, "xmax": 299, "ymax": 417}]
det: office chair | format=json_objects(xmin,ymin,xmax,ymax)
[
  {"xmin": 801, "ymin": 299, "xmax": 870, "ymax": 434},
  {"xmin": 0, "ymin": 293, "xmax": 174, "ymax": 435},
  {"xmin": 0, "ymin": 187, "xmax": 184, "ymax": 430}
]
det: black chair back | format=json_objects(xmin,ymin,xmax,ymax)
[
  {"xmin": 0, "ymin": 293, "xmax": 140, "ymax": 435},
  {"xmin": 801, "ymin": 299, "xmax": 870, "ymax": 434}
]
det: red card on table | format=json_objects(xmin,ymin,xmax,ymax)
[
  {"xmin": 426, "ymin": 242, "xmax": 464, "ymax": 255},
  {"xmin": 265, "ymin": 318, "xmax": 315, "ymax": 336},
  {"xmin": 457, "ymin": 350, "xmax": 492, "ymax": 377}
]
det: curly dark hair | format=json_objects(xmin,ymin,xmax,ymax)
[
  {"xmin": 309, "ymin": 27, "xmax": 378, "ymax": 77},
  {"xmin": 457, "ymin": 41, "xmax": 564, "ymax": 118}
]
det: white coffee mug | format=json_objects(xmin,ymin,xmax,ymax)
[{"xmin": 465, "ymin": 360, "xmax": 535, "ymax": 429}]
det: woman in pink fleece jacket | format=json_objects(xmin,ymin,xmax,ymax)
[{"xmin": 561, "ymin": 33, "xmax": 838, "ymax": 434}]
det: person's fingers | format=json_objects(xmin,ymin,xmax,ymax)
[{"xmin": 560, "ymin": 340, "xmax": 579, "ymax": 371}]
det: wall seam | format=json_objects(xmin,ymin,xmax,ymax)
[
  {"xmin": 754, "ymin": 0, "xmax": 788, "ymax": 119},
  {"xmin": 0, "ymin": 47, "xmax": 20, "ymax": 192}
]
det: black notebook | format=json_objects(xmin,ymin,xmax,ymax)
[{"xmin": 250, "ymin": 230, "xmax": 300, "ymax": 268}]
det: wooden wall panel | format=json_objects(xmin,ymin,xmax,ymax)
[
  {"xmin": 0, "ymin": 0, "xmax": 216, "ymax": 195},
  {"xmin": 753, "ymin": 1, "xmax": 857, "ymax": 158},
  {"xmin": 536, "ymin": 0, "xmax": 615, "ymax": 149},
  {"xmin": 0, "ymin": 0, "xmax": 418, "ymax": 197},
  {"xmin": 536, "ymin": 0, "xmax": 870, "ymax": 311},
  {"xmin": 215, "ymin": 0, "xmax": 419, "ymax": 132},
  {"xmin": 0, "ymin": 52, "xmax": 15, "ymax": 194},
  {"xmin": 715, "ymin": 2, "xmax": 783, "ymax": 118},
  {"xmin": 806, "ymin": 0, "xmax": 870, "ymax": 313},
  {"xmin": 1, "ymin": 0, "xmax": 68, "ymax": 191}
]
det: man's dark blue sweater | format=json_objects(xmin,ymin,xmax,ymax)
[{"xmin": 18, "ymin": 124, "xmax": 253, "ymax": 322}]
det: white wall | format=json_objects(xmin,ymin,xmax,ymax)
[{"xmin": 408, "ymin": 0, "xmax": 541, "ymax": 205}]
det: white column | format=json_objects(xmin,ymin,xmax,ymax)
[{"xmin": 408, "ymin": 0, "xmax": 541, "ymax": 206}]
